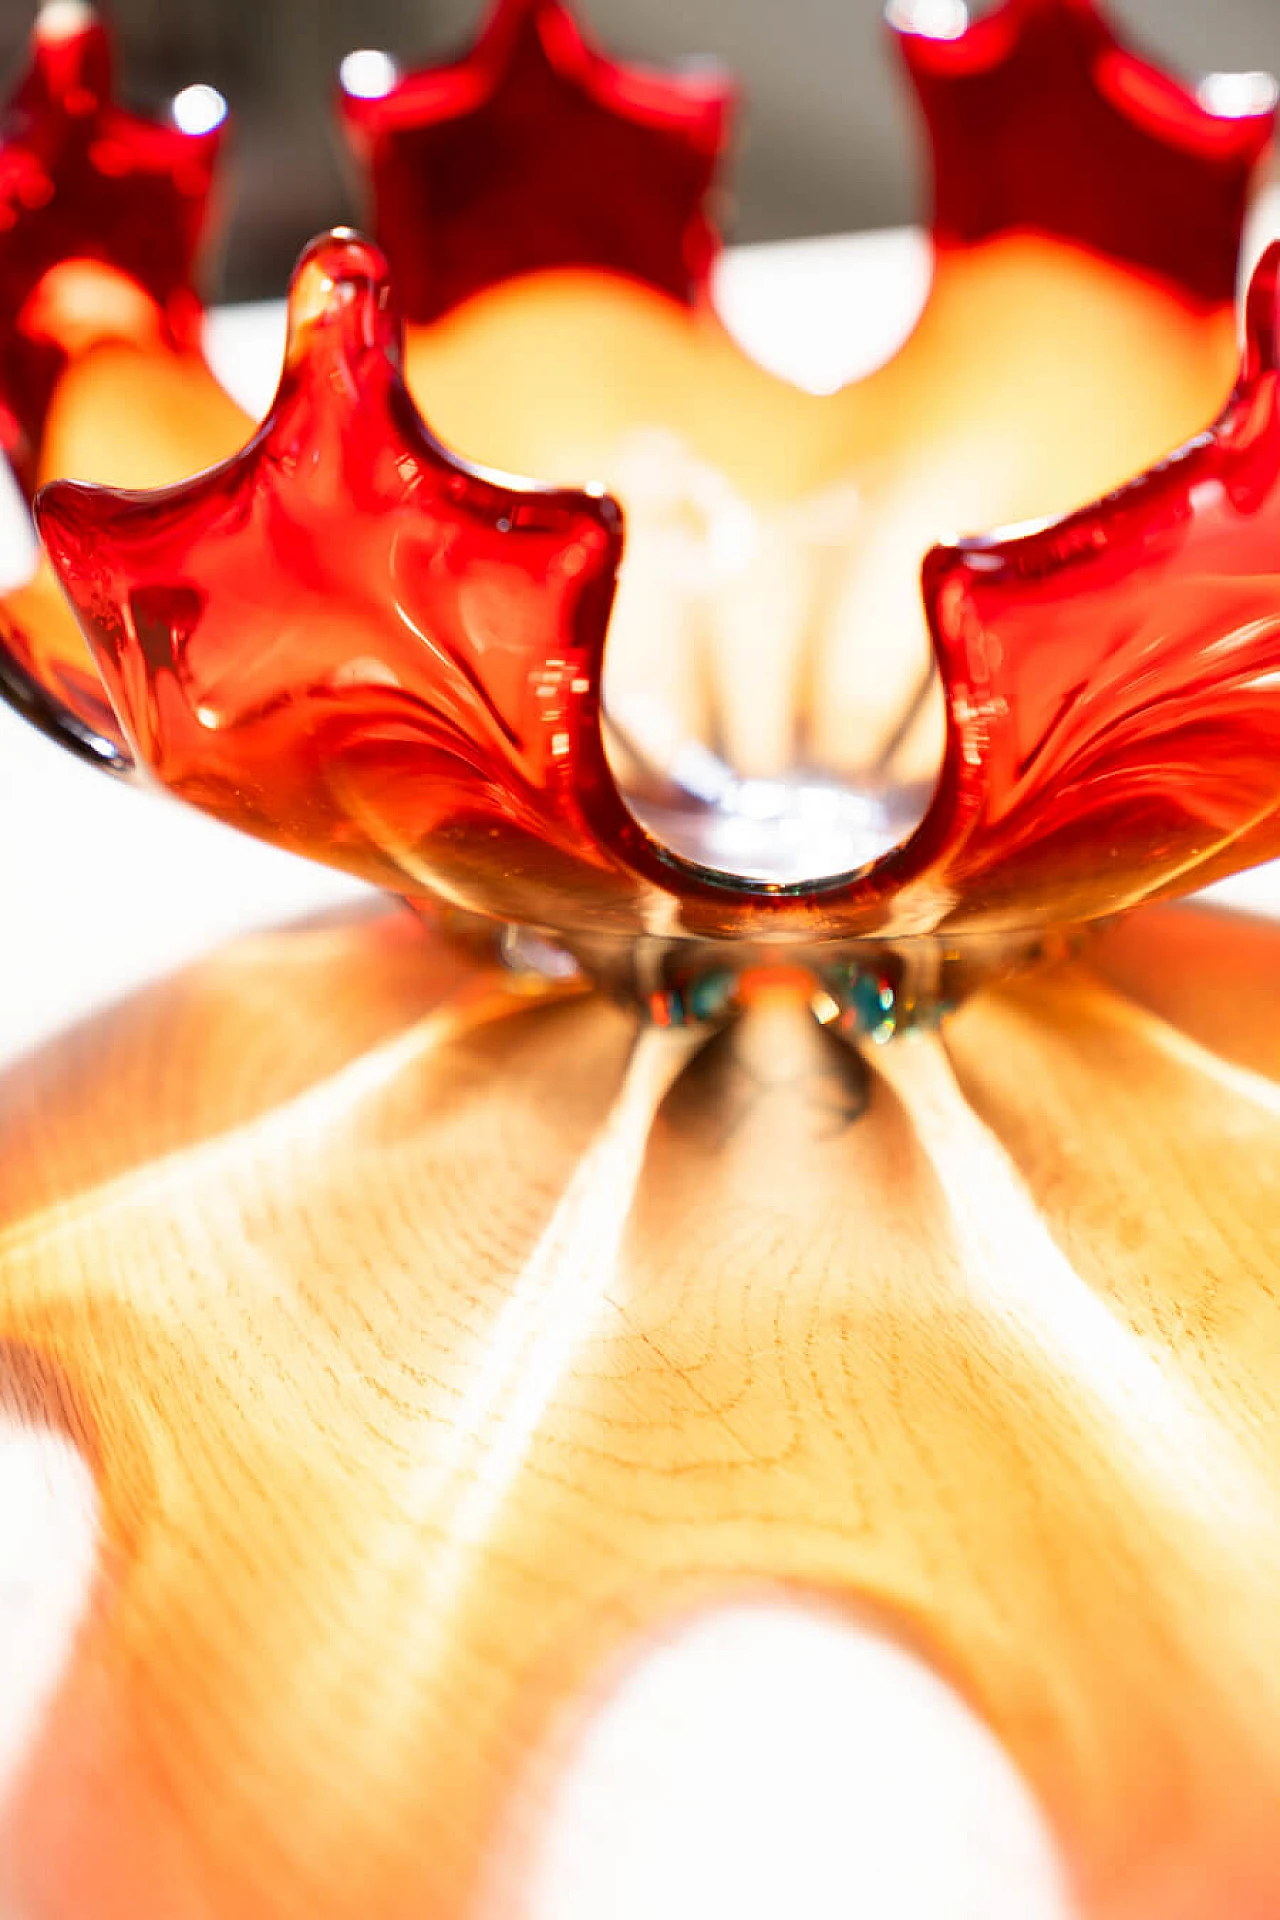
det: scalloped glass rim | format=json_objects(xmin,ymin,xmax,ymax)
[{"xmin": 21, "ymin": 233, "xmax": 1280, "ymax": 965}]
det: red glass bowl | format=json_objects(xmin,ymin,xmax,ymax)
[{"xmin": 1, "ymin": 0, "xmax": 1278, "ymax": 1031}]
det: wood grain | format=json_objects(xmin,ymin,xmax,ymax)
[{"xmin": 1, "ymin": 901, "xmax": 1279, "ymax": 1918}]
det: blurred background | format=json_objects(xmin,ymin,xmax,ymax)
[{"xmin": 0, "ymin": 0, "xmax": 1278, "ymax": 299}]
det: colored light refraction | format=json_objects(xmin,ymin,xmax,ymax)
[
  {"xmin": 0, "ymin": 3, "xmax": 225, "ymax": 500},
  {"xmin": 338, "ymin": 0, "xmax": 736, "ymax": 323},
  {"xmin": 892, "ymin": 0, "xmax": 1274, "ymax": 306},
  {"xmin": 1, "ymin": 0, "xmax": 1279, "ymax": 964}
]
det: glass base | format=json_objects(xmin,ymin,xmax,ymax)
[{"xmin": 493, "ymin": 911, "xmax": 1078, "ymax": 1038}]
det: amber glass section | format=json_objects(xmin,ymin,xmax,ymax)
[
  {"xmin": 0, "ymin": 322, "xmax": 250, "ymax": 763},
  {"xmin": 338, "ymin": 0, "xmax": 735, "ymax": 323},
  {"xmin": 398, "ymin": 236, "xmax": 1244, "ymax": 857},
  {"xmin": 0, "ymin": 3, "xmax": 225, "ymax": 499}
]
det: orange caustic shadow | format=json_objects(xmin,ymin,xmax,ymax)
[{"xmin": 1, "ymin": 902, "xmax": 1280, "ymax": 1917}]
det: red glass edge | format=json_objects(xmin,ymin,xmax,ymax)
[
  {"xmin": 913, "ymin": 238, "xmax": 1280, "ymax": 931},
  {"xmin": 336, "ymin": 0, "xmax": 737, "ymax": 325},
  {"xmin": 891, "ymin": 0, "xmax": 1275, "ymax": 308},
  {"xmin": 33, "ymin": 231, "xmax": 641, "ymax": 920}
]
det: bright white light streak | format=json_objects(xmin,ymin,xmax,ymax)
[
  {"xmin": 877, "ymin": 1036, "xmax": 1273, "ymax": 1537},
  {"xmin": 0, "ymin": 1418, "xmax": 99, "ymax": 1802},
  {"xmin": 402, "ymin": 1025, "xmax": 696, "ymax": 1620},
  {"xmin": 0, "ymin": 977, "xmax": 522, "ymax": 1302},
  {"xmin": 0, "ymin": 461, "xmax": 36, "ymax": 594},
  {"xmin": 528, "ymin": 1600, "xmax": 1072, "ymax": 1920},
  {"xmin": 1103, "ymin": 986, "xmax": 1280, "ymax": 1124}
]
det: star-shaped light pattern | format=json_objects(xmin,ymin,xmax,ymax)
[
  {"xmin": 337, "ymin": 0, "xmax": 736, "ymax": 324},
  {"xmin": 892, "ymin": 0, "xmax": 1275, "ymax": 307},
  {"xmin": 34, "ymin": 232, "xmax": 1280, "ymax": 954},
  {"xmin": 0, "ymin": 2, "xmax": 226, "ymax": 499}
]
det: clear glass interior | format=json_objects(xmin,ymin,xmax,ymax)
[{"xmin": 599, "ymin": 428, "xmax": 944, "ymax": 884}]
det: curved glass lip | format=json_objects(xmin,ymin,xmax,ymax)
[{"xmin": 604, "ymin": 701, "xmax": 942, "ymax": 895}]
